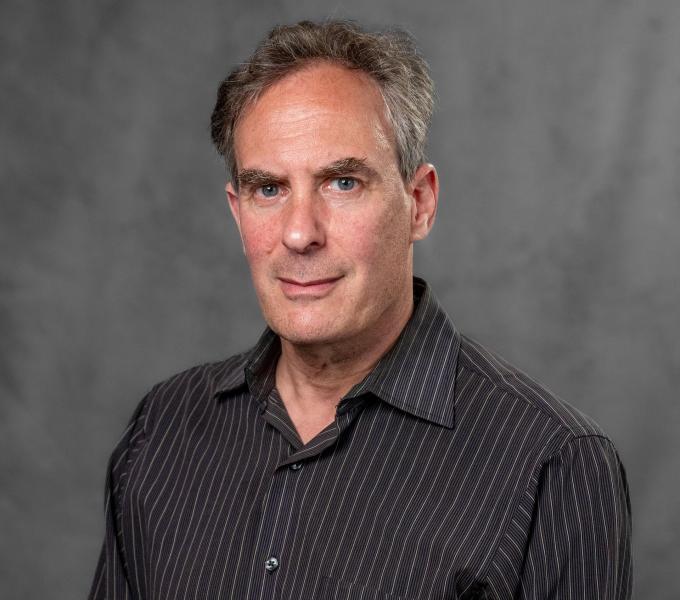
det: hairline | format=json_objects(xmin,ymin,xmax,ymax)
[{"xmin": 229, "ymin": 58, "xmax": 407, "ymax": 186}]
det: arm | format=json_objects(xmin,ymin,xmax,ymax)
[
  {"xmin": 88, "ymin": 394, "xmax": 150, "ymax": 600},
  {"xmin": 516, "ymin": 435, "xmax": 632, "ymax": 599}
]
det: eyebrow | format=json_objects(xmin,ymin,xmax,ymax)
[
  {"xmin": 236, "ymin": 157, "xmax": 379, "ymax": 191},
  {"xmin": 236, "ymin": 169, "xmax": 282, "ymax": 190},
  {"xmin": 314, "ymin": 157, "xmax": 379, "ymax": 181}
]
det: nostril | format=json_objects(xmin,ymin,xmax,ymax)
[{"xmin": 282, "ymin": 215, "xmax": 325, "ymax": 251}]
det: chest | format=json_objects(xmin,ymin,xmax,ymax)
[{"xmin": 121, "ymin": 399, "xmax": 530, "ymax": 599}]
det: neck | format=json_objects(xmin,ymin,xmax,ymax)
[
  {"xmin": 275, "ymin": 287, "xmax": 414, "ymax": 423},
  {"xmin": 277, "ymin": 337, "xmax": 384, "ymax": 404}
]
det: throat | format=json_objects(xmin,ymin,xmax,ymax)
[
  {"xmin": 273, "ymin": 292, "xmax": 414, "ymax": 444},
  {"xmin": 274, "ymin": 348, "xmax": 372, "ymax": 445},
  {"xmin": 284, "ymin": 400, "xmax": 338, "ymax": 445}
]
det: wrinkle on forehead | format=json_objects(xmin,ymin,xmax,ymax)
[{"xmin": 234, "ymin": 62, "xmax": 396, "ymax": 160}]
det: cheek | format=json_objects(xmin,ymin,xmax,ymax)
[
  {"xmin": 241, "ymin": 220, "xmax": 276, "ymax": 263},
  {"xmin": 339, "ymin": 206, "xmax": 411, "ymax": 268}
]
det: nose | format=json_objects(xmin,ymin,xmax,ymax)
[{"xmin": 281, "ymin": 193, "xmax": 326, "ymax": 253}]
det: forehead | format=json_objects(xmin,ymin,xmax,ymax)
[{"xmin": 233, "ymin": 62, "xmax": 397, "ymax": 171}]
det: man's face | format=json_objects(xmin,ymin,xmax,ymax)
[{"xmin": 228, "ymin": 62, "xmax": 435, "ymax": 348}]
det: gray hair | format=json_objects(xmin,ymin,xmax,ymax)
[{"xmin": 210, "ymin": 20, "xmax": 435, "ymax": 183}]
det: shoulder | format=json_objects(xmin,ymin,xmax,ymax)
[
  {"xmin": 101, "ymin": 351, "xmax": 252, "ymax": 505},
  {"xmin": 456, "ymin": 333, "xmax": 607, "ymax": 444},
  {"xmin": 150, "ymin": 351, "xmax": 249, "ymax": 399},
  {"xmin": 454, "ymin": 338, "xmax": 631, "ymax": 526},
  {"xmin": 128, "ymin": 351, "xmax": 251, "ymax": 439},
  {"xmin": 449, "ymin": 332, "xmax": 627, "ymax": 500}
]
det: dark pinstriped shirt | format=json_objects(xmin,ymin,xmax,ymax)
[{"xmin": 89, "ymin": 278, "xmax": 632, "ymax": 599}]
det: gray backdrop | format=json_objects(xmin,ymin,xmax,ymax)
[{"xmin": 1, "ymin": 0, "xmax": 678, "ymax": 598}]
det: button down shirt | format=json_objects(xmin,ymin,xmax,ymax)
[{"xmin": 89, "ymin": 278, "xmax": 632, "ymax": 599}]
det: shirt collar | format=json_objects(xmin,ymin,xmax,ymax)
[{"xmin": 213, "ymin": 277, "xmax": 461, "ymax": 429}]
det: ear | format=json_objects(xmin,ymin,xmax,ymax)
[
  {"xmin": 408, "ymin": 163, "xmax": 439, "ymax": 242},
  {"xmin": 226, "ymin": 181, "xmax": 247, "ymax": 253},
  {"xmin": 226, "ymin": 181, "xmax": 243, "ymax": 234}
]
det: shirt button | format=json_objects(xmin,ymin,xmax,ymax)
[
  {"xmin": 290, "ymin": 462, "xmax": 303, "ymax": 471},
  {"xmin": 265, "ymin": 556, "xmax": 279, "ymax": 572}
]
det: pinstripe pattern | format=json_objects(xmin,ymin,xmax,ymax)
[{"xmin": 89, "ymin": 278, "xmax": 632, "ymax": 599}]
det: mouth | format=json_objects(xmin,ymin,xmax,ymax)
[{"xmin": 277, "ymin": 276, "xmax": 342, "ymax": 298}]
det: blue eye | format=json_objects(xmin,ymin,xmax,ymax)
[
  {"xmin": 260, "ymin": 184, "xmax": 279, "ymax": 198},
  {"xmin": 331, "ymin": 177, "xmax": 356, "ymax": 191}
]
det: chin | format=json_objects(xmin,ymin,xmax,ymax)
[{"xmin": 267, "ymin": 311, "xmax": 351, "ymax": 347}]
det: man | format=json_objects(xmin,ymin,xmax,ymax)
[{"xmin": 89, "ymin": 20, "xmax": 632, "ymax": 599}]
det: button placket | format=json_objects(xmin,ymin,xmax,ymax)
[{"xmin": 254, "ymin": 458, "xmax": 304, "ymax": 586}]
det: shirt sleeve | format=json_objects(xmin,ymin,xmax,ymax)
[
  {"xmin": 88, "ymin": 394, "xmax": 151, "ymax": 600},
  {"xmin": 516, "ymin": 434, "xmax": 633, "ymax": 599}
]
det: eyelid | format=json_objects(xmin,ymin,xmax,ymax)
[
  {"xmin": 247, "ymin": 182, "xmax": 287, "ymax": 203},
  {"xmin": 239, "ymin": 176, "xmax": 283, "ymax": 191},
  {"xmin": 258, "ymin": 183, "xmax": 278, "ymax": 196},
  {"xmin": 248, "ymin": 180, "xmax": 281, "ymax": 192},
  {"xmin": 325, "ymin": 174, "xmax": 358, "ymax": 183},
  {"xmin": 323, "ymin": 176, "xmax": 361, "ymax": 193}
]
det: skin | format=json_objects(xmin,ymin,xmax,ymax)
[{"xmin": 228, "ymin": 62, "xmax": 439, "ymax": 443}]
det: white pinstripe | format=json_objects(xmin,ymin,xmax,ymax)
[{"xmin": 89, "ymin": 279, "xmax": 631, "ymax": 599}]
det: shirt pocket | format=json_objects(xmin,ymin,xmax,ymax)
[{"xmin": 314, "ymin": 576, "xmax": 423, "ymax": 600}]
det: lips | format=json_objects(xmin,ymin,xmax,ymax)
[
  {"xmin": 279, "ymin": 277, "xmax": 339, "ymax": 286},
  {"xmin": 278, "ymin": 276, "xmax": 342, "ymax": 298}
]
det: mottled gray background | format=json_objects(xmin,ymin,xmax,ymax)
[{"xmin": 1, "ymin": 0, "xmax": 678, "ymax": 598}]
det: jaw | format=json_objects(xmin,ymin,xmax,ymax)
[{"xmin": 262, "ymin": 273, "xmax": 412, "ymax": 351}]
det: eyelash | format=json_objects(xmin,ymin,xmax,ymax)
[
  {"xmin": 249, "ymin": 176, "xmax": 361, "ymax": 201},
  {"xmin": 257, "ymin": 183, "xmax": 280, "ymax": 198},
  {"xmin": 327, "ymin": 177, "xmax": 357, "ymax": 191}
]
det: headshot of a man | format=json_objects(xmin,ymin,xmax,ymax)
[{"xmin": 88, "ymin": 20, "xmax": 632, "ymax": 599}]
